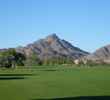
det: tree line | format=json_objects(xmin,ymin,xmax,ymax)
[
  {"xmin": 0, "ymin": 49, "xmax": 109, "ymax": 68},
  {"xmin": 0, "ymin": 49, "xmax": 75, "ymax": 68}
]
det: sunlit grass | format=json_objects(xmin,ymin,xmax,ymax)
[{"xmin": 0, "ymin": 65, "xmax": 110, "ymax": 100}]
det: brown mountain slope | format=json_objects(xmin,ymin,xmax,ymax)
[
  {"xmin": 0, "ymin": 48, "xmax": 8, "ymax": 53},
  {"xmin": 85, "ymin": 45, "xmax": 110, "ymax": 60},
  {"xmin": 15, "ymin": 33, "xmax": 89, "ymax": 58}
]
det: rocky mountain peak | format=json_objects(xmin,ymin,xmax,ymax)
[
  {"xmin": 0, "ymin": 33, "xmax": 89, "ymax": 58},
  {"xmin": 44, "ymin": 33, "xmax": 59, "ymax": 42}
]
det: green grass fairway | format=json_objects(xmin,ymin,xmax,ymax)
[{"xmin": 0, "ymin": 66, "xmax": 110, "ymax": 100}]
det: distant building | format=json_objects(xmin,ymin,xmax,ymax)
[{"xmin": 74, "ymin": 59, "xmax": 79, "ymax": 65}]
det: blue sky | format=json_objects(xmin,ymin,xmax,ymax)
[{"xmin": 0, "ymin": 0, "xmax": 110, "ymax": 53}]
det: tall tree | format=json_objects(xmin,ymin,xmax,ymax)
[
  {"xmin": 14, "ymin": 52, "xmax": 26, "ymax": 66},
  {"xmin": 24, "ymin": 51, "xmax": 42, "ymax": 69},
  {"xmin": 0, "ymin": 49, "xmax": 16, "ymax": 68},
  {"xmin": 0, "ymin": 49, "xmax": 26, "ymax": 68}
]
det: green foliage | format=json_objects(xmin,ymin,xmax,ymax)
[
  {"xmin": 100, "ymin": 60, "xmax": 108, "ymax": 66},
  {"xmin": 2, "ymin": 48, "xmax": 16, "ymax": 57},
  {"xmin": 85, "ymin": 60, "xmax": 110, "ymax": 67},
  {"xmin": 86, "ymin": 60, "xmax": 94, "ymax": 66},
  {"xmin": 43, "ymin": 55, "xmax": 74, "ymax": 65},
  {"xmin": 0, "ymin": 55, "xmax": 12, "ymax": 68},
  {"xmin": 78, "ymin": 60, "xmax": 84, "ymax": 67},
  {"xmin": 43, "ymin": 59, "xmax": 49, "ymax": 65},
  {"xmin": 24, "ymin": 51, "xmax": 42, "ymax": 69},
  {"xmin": 66, "ymin": 58, "xmax": 74, "ymax": 65},
  {"xmin": 14, "ymin": 52, "xmax": 26, "ymax": 66},
  {"xmin": 37, "ymin": 60, "xmax": 43, "ymax": 65},
  {"xmin": 0, "ymin": 49, "xmax": 26, "ymax": 68},
  {"xmin": 50, "ymin": 60, "xmax": 54, "ymax": 65}
]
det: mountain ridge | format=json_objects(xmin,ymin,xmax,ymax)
[
  {"xmin": 85, "ymin": 44, "xmax": 110, "ymax": 60},
  {"xmin": 14, "ymin": 33, "xmax": 89, "ymax": 58},
  {"xmin": 1, "ymin": 33, "xmax": 110, "ymax": 60}
]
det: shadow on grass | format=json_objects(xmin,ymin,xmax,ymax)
[
  {"xmin": 31, "ymin": 96, "xmax": 110, "ymax": 100},
  {"xmin": 0, "ymin": 74, "xmax": 38, "ymax": 80},
  {"xmin": 0, "ymin": 74, "xmax": 37, "ymax": 76},
  {"xmin": 0, "ymin": 77, "xmax": 26, "ymax": 80}
]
